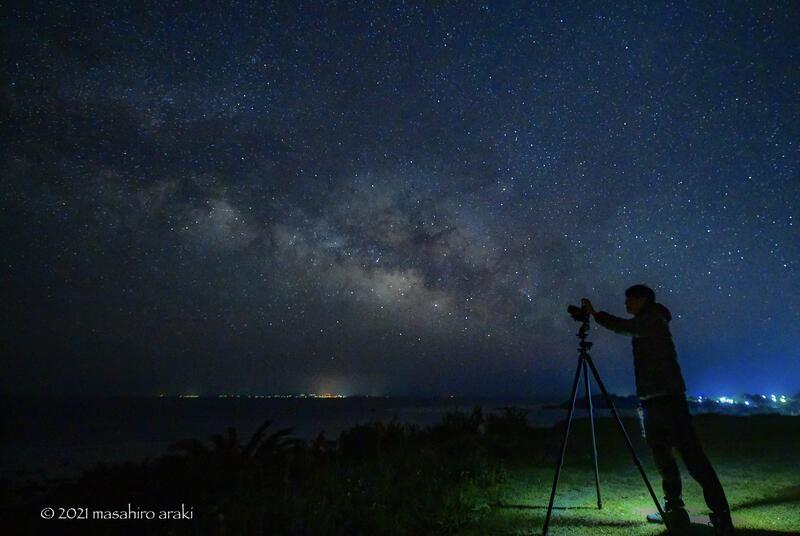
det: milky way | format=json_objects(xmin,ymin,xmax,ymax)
[{"xmin": 2, "ymin": 1, "xmax": 798, "ymax": 397}]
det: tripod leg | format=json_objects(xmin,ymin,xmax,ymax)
[
  {"xmin": 542, "ymin": 357, "xmax": 584, "ymax": 536},
  {"xmin": 583, "ymin": 355, "xmax": 674, "ymax": 536},
  {"xmin": 583, "ymin": 359, "xmax": 602, "ymax": 509}
]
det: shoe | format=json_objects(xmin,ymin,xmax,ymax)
[
  {"xmin": 646, "ymin": 511, "xmax": 663, "ymax": 523},
  {"xmin": 709, "ymin": 510, "xmax": 735, "ymax": 535},
  {"xmin": 646, "ymin": 505, "xmax": 691, "ymax": 534}
]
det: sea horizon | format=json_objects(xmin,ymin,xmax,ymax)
[{"xmin": 4, "ymin": 393, "xmax": 796, "ymax": 489}]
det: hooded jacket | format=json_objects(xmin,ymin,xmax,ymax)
[{"xmin": 593, "ymin": 301, "xmax": 687, "ymax": 400}]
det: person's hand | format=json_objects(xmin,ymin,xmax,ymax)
[{"xmin": 581, "ymin": 298, "xmax": 597, "ymax": 316}]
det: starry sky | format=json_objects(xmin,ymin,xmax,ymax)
[{"xmin": 2, "ymin": 1, "xmax": 798, "ymax": 398}]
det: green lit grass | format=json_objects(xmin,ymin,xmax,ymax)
[{"xmin": 461, "ymin": 415, "xmax": 800, "ymax": 535}]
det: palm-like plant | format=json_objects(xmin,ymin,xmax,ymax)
[{"xmin": 168, "ymin": 419, "xmax": 295, "ymax": 460}]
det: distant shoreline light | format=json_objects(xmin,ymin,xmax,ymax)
[
  {"xmin": 157, "ymin": 392, "xmax": 797, "ymax": 404},
  {"xmin": 164, "ymin": 393, "xmax": 350, "ymax": 399},
  {"xmin": 685, "ymin": 393, "xmax": 793, "ymax": 406}
]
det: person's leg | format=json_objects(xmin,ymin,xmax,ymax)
[
  {"xmin": 642, "ymin": 398, "xmax": 683, "ymax": 506},
  {"xmin": 651, "ymin": 442, "xmax": 683, "ymax": 505},
  {"xmin": 673, "ymin": 399, "xmax": 729, "ymax": 513},
  {"xmin": 671, "ymin": 398, "xmax": 732, "ymax": 522},
  {"xmin": 643, "ymin": 397, "xmax": 691, "ymax": 532}
]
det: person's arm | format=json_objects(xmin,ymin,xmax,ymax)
[
  {"xmin": 580, "ymin": 298, "xmax": 661, "ymax": 337},
  {"xmin": 592, "ymin": 310, "xmax": 660, "ymax": 338}
]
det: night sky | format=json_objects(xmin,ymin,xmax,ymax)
[{"xmin": 2, "ymin": 1, "xmax": 798, "ymax": 398}]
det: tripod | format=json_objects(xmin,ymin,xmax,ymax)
[{"xmin": 541, "ymin": 315, "xmax": 674, "ymax": 535}]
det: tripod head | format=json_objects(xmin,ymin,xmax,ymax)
[
  {"xmin": 566, "ymin": 304, "xmax": 593, "ymax": 353},
  {"xmin": 576, "ymin": 316, "xmax": 592, "ymax": 354}
]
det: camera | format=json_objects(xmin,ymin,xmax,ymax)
[{"xmin": 567, "ymin": 304, "xmax": 590, "ymax": 322}]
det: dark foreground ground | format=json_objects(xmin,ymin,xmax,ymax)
[{"xmin": 2, "ymin": 410, "xmax": 798, "ymax": 535}]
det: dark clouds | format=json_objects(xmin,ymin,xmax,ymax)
[{"xmin": 2, "ymin": 1, "xmax": 799, "ymax": 397}]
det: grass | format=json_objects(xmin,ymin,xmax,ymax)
[{"xmin": 460, "ymin": 414, "xmax": 800, "ymax": 535}]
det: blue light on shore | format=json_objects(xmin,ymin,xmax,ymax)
[{"xmin": 696, "ymin": 393, "xmax": 795, "ymax": 408}]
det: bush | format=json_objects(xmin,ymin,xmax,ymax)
[{"xmin": 17, "ymin": 408, "xmax": 530, "ymax": 535}]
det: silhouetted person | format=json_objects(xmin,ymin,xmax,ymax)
[{"xmin": 581, "ymin": 285, "xmax": 734, "ymax": 536}]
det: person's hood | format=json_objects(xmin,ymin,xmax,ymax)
[{"xmin": 640, "ymin": 301, "xmax": 672, "ymax": 322}]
